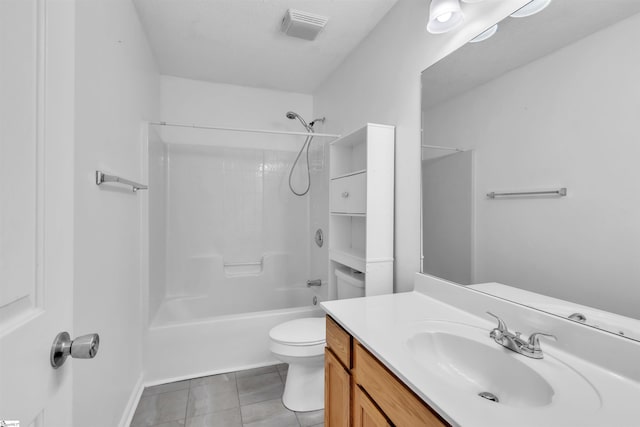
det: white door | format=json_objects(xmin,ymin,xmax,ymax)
[{"xmin": 0, "ymin": 1, "xmax": 76, "ymax": 426}]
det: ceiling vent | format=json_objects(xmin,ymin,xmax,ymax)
[{"xmin": 281, "ymin": 9, "xmax": 329, "ymax": 41}]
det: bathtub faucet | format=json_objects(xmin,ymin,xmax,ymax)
[{"xmin": 306, "ymin": 279, "xmax": 322, "ymax": 287}]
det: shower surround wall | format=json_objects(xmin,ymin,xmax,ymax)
[
  {"xmin": 162, "ymin": 143, "xmax": 310, "ymax": 314},
  {"xmin": 150, "ymin": 76, "xmax": 316, "ymax": 319}
]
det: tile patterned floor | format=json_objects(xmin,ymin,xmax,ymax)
[{"xmin": 131, "ymin": 364, "xmax": 324, "ymax": 427}]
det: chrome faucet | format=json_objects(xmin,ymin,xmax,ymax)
[{"xmin": 486, "ymin": 312, "xmax": 557, "ymax": 359}]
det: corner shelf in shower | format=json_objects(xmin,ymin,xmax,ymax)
[{"xmin": 328, "ymin": 123, "xmax": 395, "ymax": 299}]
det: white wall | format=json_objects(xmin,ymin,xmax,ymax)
[
  {"xmin": 313, "ymin": 0, "xmax": 530, "ymax": 292},
  {"xmin": 423, "ymin": 13, "xmax": 640, "ymax": 318},
  {"xmin": 160, "ymin": 75, "xmax": 313, "ymax": 149},
  {"xmin": 73, "ymin": 0, "xmax": 159, "ymax": 425}
]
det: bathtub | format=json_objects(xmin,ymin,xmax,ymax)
[
  {"xmin": 144, "ymin": 290, "xmax": 323, "ymax": 384},
  {"xmin": 153, "ymin": 285, "xmax": 314, "ymax": 325}
]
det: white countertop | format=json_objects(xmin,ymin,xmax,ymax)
[{"xmin": 321, "ymin": 291, "xmax": 640, "ymax": 427}]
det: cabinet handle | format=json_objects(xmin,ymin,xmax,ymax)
[{"xmin": 341, "ymin": 192, "xmax": 349, "ymax": 198}]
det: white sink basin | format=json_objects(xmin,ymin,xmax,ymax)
[{"xmin": 405, "ymin": 321, "xmax": 601, "ymax": 410}]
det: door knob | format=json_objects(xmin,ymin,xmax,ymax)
[{"xmin": 50, "ymin": 331, "xmax": 100, "ymax": 369}]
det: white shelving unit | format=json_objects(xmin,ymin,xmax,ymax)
[{"xmin": 328, "ymin": 123, "xmax": 395, "ymax": 298}]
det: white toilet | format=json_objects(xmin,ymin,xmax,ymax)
[
  {"xmin": 269, "ymin": 272, "xmax": 364, "ymax": 411},
  {"xmin": 335, "ymin": 268, "xmax": 365, "ymax": 299},
  {"xmin": 269, "ymin": 317, "xmax": 326, "ymax": 412}
]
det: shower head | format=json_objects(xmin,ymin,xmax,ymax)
[
  {"xmin": 286, "ymin": 111, "xmax": 326, "ymax": 129},
  {"xmin": 285, "ymin": 111, "xmax": 326, "ymax": 196},
  {"xmin": 286, "ymin": 111, "xmax": 310, "ymax": 130},
  {"xmin": 309, "ymin": 117, "xmax": 326, "ymax": 127}
]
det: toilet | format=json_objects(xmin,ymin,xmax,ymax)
[
  {"xmin": 269, "ymin": 317, "xmax": 326, "ymax": 412},
  {"xmin": 269, "ymin": 273, "xmax": 365, "ymax": 411},
  {"xmin": 335, "ymin": 268, "xmax": 365, "ymax": 299}
]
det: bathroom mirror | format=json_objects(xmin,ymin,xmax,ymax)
[{"xmin": 420, "ymin": 0, "xmax": 640, "ymax": 341}]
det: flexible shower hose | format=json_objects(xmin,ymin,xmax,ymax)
[{"xmin": 288, "ymin": 131, "xmax": 314, "ymax": 196}]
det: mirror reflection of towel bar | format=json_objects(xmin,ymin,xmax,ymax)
[{"xmin": 487, "ymin": 188, "xmax": 567, "ymax": 199}]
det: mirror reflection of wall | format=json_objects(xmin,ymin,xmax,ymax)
[
  {"xmin": 421, "ymin": 0, "xmax": 640, "ymax": 339},
  {"xmin": 422, "ymin": 149, "xmax": 473, "ymax": 285}
]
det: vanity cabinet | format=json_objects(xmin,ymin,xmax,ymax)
[
  {"xmin": 325, "ymin": 348, "xmax": 351, "ymax": 426},
  {"xmin": 352, "ymin": 385, "xmax": 391, "ymax": 427},
  {"xmin": 325, "ymin": 315, "xmax": 449, "ymax": 427},
  {"xmin": 325, "ymin": 315, "xmax": 352, "ymax": 426},
  {"xmin": 328, "ymin": 123, "xmax": 394, "ymax": 298}
]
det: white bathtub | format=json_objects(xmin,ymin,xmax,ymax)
[
  {"xmin": 153, "ymin": 285, "xmax": 314, "ymax": 325},
  {"xmin": 144, "ymin": 294, "xmax": 323, "ymax": 384}
]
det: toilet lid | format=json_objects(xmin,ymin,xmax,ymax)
[{"xmin": 269, "ymin": 317, "xmax": 326, "ymax": 346}]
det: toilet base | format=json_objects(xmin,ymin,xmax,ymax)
[{"xmin": 281, "ymin": 358, "xmax": 325, "ymax": 412}]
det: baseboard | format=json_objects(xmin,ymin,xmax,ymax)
[
  {"xmin": 143, "ymin": 359, "xmax": 281, "ymax": 388},
  {"xmin": 118, "ymin": 374, "xmax": 144, "ymax": 427}
]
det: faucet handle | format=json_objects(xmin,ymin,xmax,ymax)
[
  {"xmin": 527, "ymin": 332, "xmax": 557, "ymax": 352},
  {"xmin": 486, "ymin": 311, "xmax": 508, "ymax": 333}
]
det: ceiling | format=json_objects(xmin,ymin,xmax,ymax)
[{"xmin": 133, "ymin": 0, "xmax": 398, "ymax": 94}]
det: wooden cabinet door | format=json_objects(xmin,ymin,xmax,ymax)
[
  {"xmin": 325, "ymin": 348, "xmax": 351, "ymax": 427},
  {"xmin": 353, "ymin": 385, "xmax": 392, "ymax": 427},
  {"xmin": 326, "ymin": 316, "xmax": 352, "ymax": 368}
]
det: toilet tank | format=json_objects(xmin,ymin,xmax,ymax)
[{"xmin": 335, "ymin": 268, "xmax": 365, "ymax": 299}]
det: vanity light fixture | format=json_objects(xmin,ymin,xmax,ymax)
[
  {"xmin": 427, "ymin": 0, "xmax": 464, "ymax": 34},
  {"xmin": 469, "ymin": 24, "xmax": 498, "ymax": 43},
  {"xmin": 510, "ymin": 0, "xmax": 552, "ymax": 18}
]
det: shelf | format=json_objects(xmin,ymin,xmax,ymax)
[
  {"xmin": 330, "ymin": 126, "xmax": 367, "ymax": 147},
  {"xmin": 330, "ymin": 248, "xmax": 366, "ymax": 272},
  {"xmin": 328, "ymin": 123, "xmax": 395, "ymax": 298},
  {"xmin": 330, "ymin": 129, "xmax": 367, "ymax": 178},
  {"xmin": 331, "ymin": 169, "xmax": 366, "ymax": 181},
  {"xmin": 329, "ymin": 123, "xmax": 395, "ymax": 147},
  {"xmin": 331, "ymin": 212, "xmax": 366, "ymax": 217}
]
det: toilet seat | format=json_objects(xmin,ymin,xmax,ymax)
[
  {"xmin": 269, "ymin": 317, "xmax": 326, "ymax": 358},
  {"xmin": 269, "ymin": 317, "xmax": 325, "ymax": 346}
]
